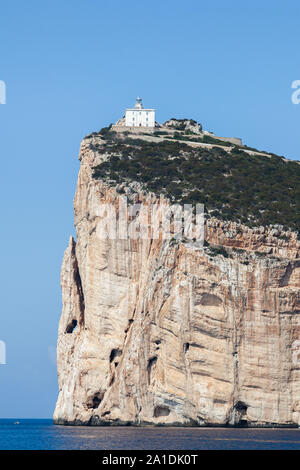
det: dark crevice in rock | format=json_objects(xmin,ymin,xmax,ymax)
[
  {"xmin": 124, "ymin": 319, "xmax": 134, "ymax": 334},
  {"xmin": 214, "ymin": 398, "xmax": 227, "ymax": 404},
  {"xmin": 74, "ymin": 269, "xmax": 85, "ymax": 326},
  {"xmin": 279, "ymin": 263, "xmax": 293, "ymax": 287},
  {"xmin": 147, "ymin": 356, "xmax": 157, "ymax": 384},
  {"xmin": 109, "ymin": 374, "xmax": 115, "ymax": 386},
  {"xmin": 109, "ymin": 348, "xmax": 122, "ymax": 363},
  {"xmin": 66, "ymin": 319, "xmax": 77, "ymax": 334},
  {"xmin": 71, "ymin": 239, "xmax": 85, "ymax": 326}
]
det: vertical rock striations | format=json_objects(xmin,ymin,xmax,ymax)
[{"xmin": 54, "ymin": 135, "xmax": 300, "ymax": 427}]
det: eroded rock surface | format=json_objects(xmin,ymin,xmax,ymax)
[{"xmin": 54, "ymin": 136, "xmax": 300, "ymax": 426}]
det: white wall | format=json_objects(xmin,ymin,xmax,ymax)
[{"xmin": 125, "ymin": 109, "xmax": 155, "ymax": 127}]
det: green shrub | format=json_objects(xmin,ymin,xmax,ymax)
[
  {"xmin": 91, "ymin": 134, "xmax": 300, "ymax": 234},
  {"xmin": 208, "ymin": 245, "xmax": 230, "ymax": 258}
]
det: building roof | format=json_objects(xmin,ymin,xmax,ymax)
[{"xmin": 126, "ymin": 108, "xmax": 155, "ymax": 112}]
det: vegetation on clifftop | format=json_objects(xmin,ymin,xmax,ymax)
[{"xmin": 91, "ymin": 133, "xmax": 300, "ymax": 233}]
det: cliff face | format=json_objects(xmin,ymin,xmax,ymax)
[{"xmin": 54, "ymin": 135, "xmax": 300, "ymax": 427}]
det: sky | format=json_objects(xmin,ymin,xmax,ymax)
[{"xmin": 0, "ymin": 0, "xmax": 300, "ymax": 418}]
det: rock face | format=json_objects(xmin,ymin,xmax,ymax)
[
  {"xmin": 163, "ymin": 118, "xmax": 203, "ymax": 134},
  {"xmin": 54, "ymin": 135, "xmax": 300, "ymax": 426}
]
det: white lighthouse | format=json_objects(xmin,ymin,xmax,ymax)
[{"xmin": 125, "ymin": 97, "xmax": 155, "ymax": 127}]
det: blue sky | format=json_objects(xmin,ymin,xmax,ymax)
[{"xmin": 0, "ymin": 0, "xmax": 299, "ymax": 418}]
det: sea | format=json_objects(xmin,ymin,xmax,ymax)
[{"xmin": 0, "ymin": 419, "xmax": 299, "ymax": 450}]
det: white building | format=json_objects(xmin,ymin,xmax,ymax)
[{"xmin": 125, "ymin": 97, "xmax": 155, "ymax": 127}]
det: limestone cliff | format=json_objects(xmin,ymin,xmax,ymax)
[{"xmin": 54, "ymin": 131, "xmax": 300, "ymax": 427}]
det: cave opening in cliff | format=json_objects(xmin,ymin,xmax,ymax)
[
  {"xmin": 109, "ymin": 348, "xmax": 122, "ymax": 364},
  {"xmin": 234, "ymin": 401, "xmax": 248, "ymax": 414},
  {"xmin": 153, "ymin": 405, "xmax": 170, "ymax": 418},
  {"xmin": 66, "ymin": 319, "xmax": 77, "ymax": 334},
  {"xmin": 87, "ymin": 392, "xmax": 104, "ymax": 409},
  {"xmin": 234, "ymin": 401, "xmax": 248, "ymax": 426}
]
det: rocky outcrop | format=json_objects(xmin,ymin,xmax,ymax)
[
  {"xmin": 163, "ymin": 118, "xmax": 203, "ymax": 134},
  {"xmin": 54, "ymin": 135, "xmax": 300, "ymax": 427}
]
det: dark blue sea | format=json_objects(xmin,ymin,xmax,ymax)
[{"xmin": 0, "ymin": 420, "xmax": 299, "ymax": 450}]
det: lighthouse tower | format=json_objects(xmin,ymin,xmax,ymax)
[{"xmin": 125, "ymin": 97, "xmax": 155, "ymax": 127}]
